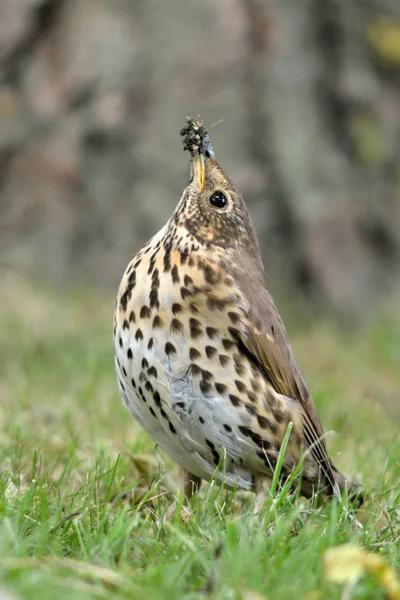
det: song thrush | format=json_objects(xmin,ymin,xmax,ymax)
[{"xmin": 114, "ymin": 116, "xmax": 356, "ymax": 500}]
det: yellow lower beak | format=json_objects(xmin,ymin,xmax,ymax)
[{"xmin": 193, "ymin": 153, "xmax": 205, "ymax": 192}]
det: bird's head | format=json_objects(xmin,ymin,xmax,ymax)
[{"xmin": 170, "ymin": 117, "xmax": 260, "ymax": 258}]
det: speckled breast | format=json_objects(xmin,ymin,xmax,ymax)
[{"xmin": 113, "ymin": 226, "xmax": 293, "ymax": 489}]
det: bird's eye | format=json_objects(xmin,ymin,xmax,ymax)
[{"xmin": 209, "ymin": 191, "xmax": 228, "ymax": 209}]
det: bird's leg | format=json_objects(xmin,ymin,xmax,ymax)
[
  {"xmin": 165, "ymin": 469, "xmax": 202, "ymax": 523},
  {"xmin": 182, "ymin": 469, "xmax": 202, "ymax": 501},
  {"xmin": 253, "ymin": 473, "xmax": 273, "ymax": 515}
]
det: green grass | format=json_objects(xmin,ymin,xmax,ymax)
[{"xmin": 0, "ymin": 277, "xmax": 399, "ymax": 600}]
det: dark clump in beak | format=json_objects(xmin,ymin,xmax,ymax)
[{"xmin": 180, "ymin": 116, "xmax": 215, "ymax": 192}]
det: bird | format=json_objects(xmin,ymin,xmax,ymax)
[{"xmin": 113, "ymin": 116, "xmax": 357, "ymax": 502}]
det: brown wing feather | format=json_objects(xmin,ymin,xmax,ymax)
[{"xmin": 234, "ymin": 263, "xmax": 336, "ymax": 492}]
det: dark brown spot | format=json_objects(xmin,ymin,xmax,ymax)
[
  {"xmin": 180, "ymin": 248, "xmax": 189, "ymax": 264},
  {"xmin": 135, "ymin": 329, "xmax": 143, "ymax": 341},
  {"xmin": 229, "ymin": 394, "xmax": 241, "ymax": 407},
  {"xmin": 238, "ymin": 425, "xmax": 250, "ymax": 437},
  {"xmin": 147, "ymin": 366, "xmax": 157, "ymax": 378},
  {"xmin": 234, "ymin": 360, "xmax": 246, "ymax": 377},
  {"xmin": 148, "ymin": 338, "xmax": 154, "ymax": 350},
  {"xmin": 251, "ymin": 379, "xmax": 260, "ymax": 392},
  {"xmin": 171, "ymin": 264, "xmax": 180, "ymax": 284},
  {"xmin": 151, "ymin": 268, "xmax": 160, "ymax": 288},
  {"xmin": 153, "ymin": 391, "xmax": 161, "ymax": 407},
  {"xmin": 205, "ymin": 346, "xmax": 217, "ymax": 359},
  {"xmin": 235, "ymin": 380, "xmax": 246, "ymax": 393},
  {"xmin": 141, "ymin": 358, "xmax": 148, "ymax": 369},
  {"xmin": 149, "ymin": 407, "xmax": 156, "ymax": 417},
  {"xmin": 119, "ymin": 380, "xmax": 125, "ymax": 391},
  {"xmin": 223, "ymin": 424, "xmax": 232, "ymax": 433},
  {"xmin": 245, "ymin": 404, "xmax": 256, "ymax": 416},
  {"xmin": 189, "ymin": 347, "xmax": 201, "ymax": 360},
  {"xmin": 119, "ymin": 337, "xmax": 123, "ymax": 348},
  {"xmin": 120, "ymin": 270, "xmax": 136, "ymax": 311},
  {"xmin": 207, "ymin": 297, "xmax": 228, "ymax": 311},
  {"xmin": 145, "ymin": 381, "xmax": 153, "ymax": 393},
  {"xmin": 170, "ymin": 318, "xmax": 184, "ymax": 334},
  {"xmin": 153, "ymin": 315, "xmax": 162, "ymax": 328},
  {"xmin": 127, "ymin": 348, "xmax": 133, "ymax": 359},
  {"xmin": 196, "ymin": 257, "xmax": 205, "ymax": 270},
  {"xmin": 189, "ymin": 302, "xmax": 199, "ymax": 314},
  {"xmin": 199, "ymin": 416, "xmax": 205, "ymax": 424},
  {"xmin": 139, "ymin": 371, "xmax": 146, "ymax": 382},
  {"xmin": 257, "ymin": 414, "xmax": 276, "ymax": 433},
  {"xmin": 201, "ymin": 369, "xmax": 213, "ymax": 382},
  {"xmin": 206, "ymin": 327, "xmax": 218, "ymax": 340},
  {"xmin": 169, "ymin": 422, "xmax": 176, "ymax": 434},
  {"xmin": 190, "ymin": 364, "xmax": 201, "ymax": 377},
  {"xmin": 184, "ymin": 274, "xmax": 193, "ymax": 287},
  {"xmin": 205, "ymin": 439, "xmax": 215, "ymax": 450},
  {"xmin": 140, "ymin": 305, "xmax": 151, "ymax": 319},
  {"xmin": 215, "ymin": 382, "xmax": 227, "ymax": 395},
  {"xmin": 147, "ymin": 259, "xmax": 156, "ymax": 275},
  {"xmin": 123, "ymin": 319, "xmax": 129, "ymax": 330},
  {"xmin": 228, "ymin": 327, "xmax": 241, "ymax": 341},
  {"xmin": 203, "ymin": 265, "xmax": 218, "ymax": 285},
  {"xmin": 189, "ymin": 318, "xmax": 202, "ymax": 339},
  {"xmin": 222, "ymin": 339, "xmax": 235, "ymax": 351},
  {"xmin": 219, "ymin": 354, "xmax": 230, "ymax": 367},
  {"xmin": 131, "ymin": 378, "xmax": 136, "ymax": 388},
  {"xmin": 165, "ymin": 342, "xmax": 176, "ymax": 356},
  {"xmin": 163, "ymin": 247, "xmax": 171, "ymax": 272},
  {"xmin": 172, "ymin": 303, "xmax": 183, "ymax": 315},
  {"xmin": 200, "ymin": 380, "xmax": 212, "ymax": 394},
  {"xmin": 129, "ymin": 310, "xmax": 136, "ymax": 323},
  {"xmin": 273, "ymin": 409, "xmax": 285, "ymax": 424},
  {"xmin": 249, "ymin": 430, "xmax": 263, "ymax": 447},
  {"xmin": 228, "ymin": 312, "xmax": 241, "ymax": 324},
  {"xmin": 175, "ymin": 401, "xmax": 185, "ymax": 409},
  {"xmin": 122, "ymin": 366, "xmax": 127, "ymax": 377},
  {"xmin": 149, "ymin": 288, "xmax": 160, "ymax": 310},
  {"xmin": 160, "ymin": 408, "xmax": 167, "ymax": 419},
  {"xmin": 247, "ymin": 391, "xmax": 257, "ymax": 403},
  {"xmin": 181, "ymin": 287, "xmax": 191, "ymax": 300}
]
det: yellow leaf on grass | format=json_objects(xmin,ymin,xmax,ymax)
[
  {"xmin": 323, "ymin": 544, "xmax": 400, "ymax": 600},
  {"xmin": 129, "ymin": 453, "xmax": 161, "ymax": 477},
  {"xmin": 323, "ymin": 545, "xmax": 366, "ymax": 582}
]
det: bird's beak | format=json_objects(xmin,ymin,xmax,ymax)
[{"xmin": 193, "ymin": 153, "xmax": 206, "ymax": 192}]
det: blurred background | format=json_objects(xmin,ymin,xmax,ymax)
[{"xmin": 1, "ymin": 0, "xmax": 400, "ymax": 317}]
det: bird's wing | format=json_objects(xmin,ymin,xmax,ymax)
[{"xmin": 235, "ymin": 267, "xmax": 336, "ymax": 491}]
